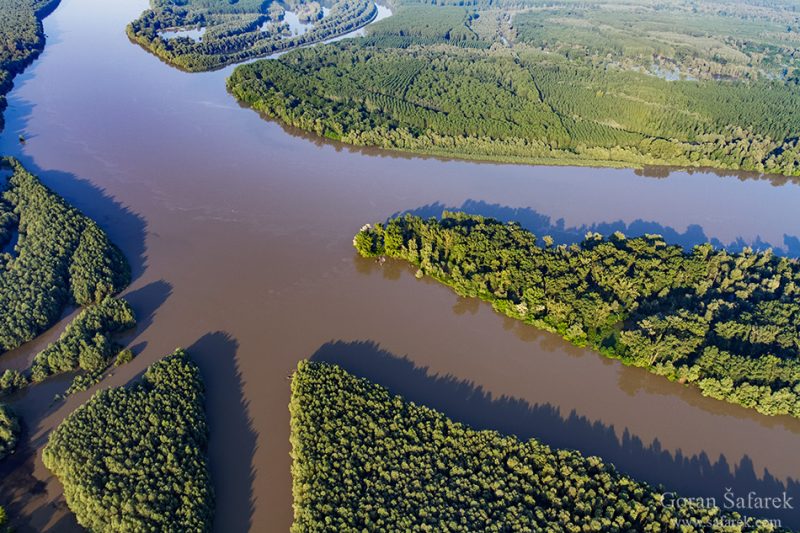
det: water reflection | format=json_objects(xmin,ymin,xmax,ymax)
[
  {"xmin": 636, "ymin": 164, "xmax": 800, "ymax": 187},
  {"xmin": 256, "ymin": 108, "xmax": 800, "ymax": 190},
  {"xmin": 312, "ymin": 340, "xmax": 800, "ymax": 528}
]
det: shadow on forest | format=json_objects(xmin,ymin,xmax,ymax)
[
  {"xmin": 394, "ymin": 200, "xmax": 800, "ymax": 258},
  {"xmin": 187, "ymin": 332, "xmax": 257, "ymax": 533},
  {"xmin": 311, "ymin": 340, "xmax": 800, "ymax": 528}
]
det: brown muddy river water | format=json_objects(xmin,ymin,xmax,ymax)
[{"xmin": 1, "ymin": 0, "xmax": 799, "ymax": 530}]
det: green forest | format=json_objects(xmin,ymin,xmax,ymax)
[
  {"xmin": 228, "ymin": 0, "xmax": 800, "ymax": 176},
  {"xmin": 29, "ymin": 296, "xmax": 136, "ymax": 382},
  {"xmin": 127, "ymin": 0, "xmax": 377, "ymax": 71},
  {"xmin": 42, "ymin": 349, "xmax": 214, "ymax": 532},
  {"xmin": 355, "ymin": 212, "xmax": 800, "ymax": 418},
  {"xmin": 0, "ymin": 403, "xmax": 18, "ymax": 460},
  {"xmin": 511, "ymin": 0, "xmax": 800, "ymax": 82},
  {"xmin": 0, "ymin": 158, "xmax": 130, "ymax": 355},
  {"xmin": 0, "ymin": 0, "xmax": 60, "ymax": 131},
  {"xmin": 291, "ymin": 360, "xmax": 776, "ymax": 531}
]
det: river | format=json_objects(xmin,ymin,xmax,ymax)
[{"xmin": 0, "ymin": 0, "xmax": 799, "ymax": 530}]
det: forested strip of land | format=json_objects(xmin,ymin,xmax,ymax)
[
  {"xmin": 0, "ymin": 0, "xmax": 61, "ymax": 131},
  {"xmin": 0, "ymin": 158, "xmax": 131, "ymax": 355},
  {"xmin": 43, "ymin": 350, "xmax": 214, "ymax": 532},
  {"xmin": 355, "ymin": 212, "xmax": 800, "ymax": 418},
  {"xmin": 290, "ymin": 360, "xmax": 776, "ymax": 531},
  {"xmin": 29, "ymin": 296, "xmax": 136, "ymax": 382},
  {"xmin": 127, "ymin": 0, "xmax": 377, "ymax": 71}
]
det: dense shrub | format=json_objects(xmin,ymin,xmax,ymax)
[
  {"xmin": 290, "ymin": 361, "xmax": 771, "ymax": 531},
  {"xmin": 42, "ymin": 349, "xmax": 214, "ymax": 532}
]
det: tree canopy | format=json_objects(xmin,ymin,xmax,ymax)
[
  {"xmin": 29, "ymin": 296, "xmax": 136, "ymax": 383},
  {"xmin": 355, "ymin": 212, "xmax": 800, "ymax": 418},
  {"xmin": 228, "ymin": 0, "xmax": 800, "ymax": 176},
  {"xmin": 0, "ymin": 158, "xmax": 130, "ymax": 355},
  {"xmin": 290, "ymin": 360, "xmax": 776, "ymax": 531},
  {"xmin": 0, "ymin": 403, "xmax": 19, "ymax": 460},
  {"xmin": 42, "ymin": 349, "xmax": 214, "ymax": 532}
]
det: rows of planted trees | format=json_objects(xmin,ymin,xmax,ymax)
[
  {"xmin": 228, "ymin": 0, "xmax": 800, "ymax": 176},
  {"xmin": 127, "ymin": 0, "xmax": 378, "ymax": 71},
  {"xmin": 290, "ymin": 360, "xmax": 774, "ymax": 531},
  {"xmin": 354, "ymin": 212, "xmax": 800, "ymax": 418},
  {"xmin": 512, "ymin": 0, "xmax": 800, "ymax": 82},
  {"xmin": 42, "ymin": 350, "xmax": 214, "ymax": 532}
]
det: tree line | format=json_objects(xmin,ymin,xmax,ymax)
[
  {"xmin": 227, "ymin": 0, "xmax": 800, "ymax": 176},
  {"xmin": 290, "ymin": 360, "xmax": 778, "ymax": 531},
  {"xmin": 0, "ymin": 0, "xmax": 61, "ymax": 131},
  {"xmin": 355, "ymin": 212, "xmax": 800, "ymax": 418},
  {"xmin": 127, "ymin": 0, "xmax": 378, "ymax": 71},
  {"xmin": 42, "ymin": 349, "xmax": 214, "ymax": 532}
]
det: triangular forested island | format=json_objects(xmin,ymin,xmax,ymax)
[
  {"xmin": 42, "ymin": 350, "xmax": 215, "ymax": 532},
  {"xmin": 290, "ymin": 360, "xmax": 777, "ymax": 531}
]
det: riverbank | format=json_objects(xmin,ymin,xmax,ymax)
[
  {"xmin": 1, "ymin": 0, "xmax": 800, "ymax": 530},
  {"xmin": 0, "ymin": 0, "xmax": 62, "ymax": 131}
]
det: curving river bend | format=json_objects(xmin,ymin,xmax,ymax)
[{"xmin": 1, "ymin": 0, "xmax": 800, "ymax": 530}]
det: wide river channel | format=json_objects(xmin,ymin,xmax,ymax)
[{"xmin": 1, "ymin": 0, "xmax": 799, "ymax": 530}]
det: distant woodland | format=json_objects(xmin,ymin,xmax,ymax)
[
  {"xmin": 127, "ymin": 0, "xmax": 378, "ymax": 71},
  {"xmin": 229, "ymin": 0, "xmax": 800, "ymax": 176},
  {"xmin": 355, "ymin": 212, "xmax": 800, "ymax": 419}
]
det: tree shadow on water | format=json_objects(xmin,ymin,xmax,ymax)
[
  {"xmin": 311, "ymin": 340, "xmax": 800, "ymax": 528},
  {"xmin": 187, "ymin": 332, "xmax": 257, "ymax": 533},
  {"xmin": 119, "ymin": 279, "xmax": 173, "ymax": 350},
  {"xmin": 34, "ymin": 166, "xmax": 148, "ymax": 280},
  {"xmin": 395, "ymin": 200, "xmax": 800, "ymax": 258},
  {"xmin": 0, "ymin": 150, "xmax": 148, "ymax": 280}
]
